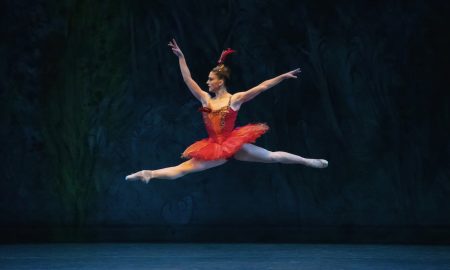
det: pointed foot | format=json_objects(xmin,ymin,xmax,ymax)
[
  {"xmin": 309, "ymin": 159, "xmax": 328, "ymax": 169},
  {"xmin": 125, "ymin": 170, "xmax": 153, "ymax": 183}
]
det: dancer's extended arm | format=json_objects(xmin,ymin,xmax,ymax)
[
  {"xmin": 233, "ymin": 68, "xmax": 300, "ymax": 105},
  {"xmin": 168, "ymin": 39, "xmax": 210, "ymax": 104}
]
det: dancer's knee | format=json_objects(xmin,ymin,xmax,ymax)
[
  {"xmin": 169, "ymin": 159, "xmax": 226, "ymax": 179},
  {"xmin": 169, "ymin": 166, "xmax": 189, "ymax": 179},
  {"xmin": 171, "ymin": 160, "xmax": 201, "ymax": 179},
  {"xmin": 156, "ymin": 165, "xmax": 186, "ymax": 180},
  {"xmin": 269, "ymin": 151, "xmax": 282, "ymax": 163}
]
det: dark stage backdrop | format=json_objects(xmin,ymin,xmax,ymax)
[{"xmin": 1, "ymin": 0, "xmax": 449, "ymax": 243}]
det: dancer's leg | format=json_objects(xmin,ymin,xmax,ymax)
[
  {"xmin": 125, "ymin": 158, "xmax": 227, "ymax": 183},
  {"xmin": 233, "ymin": 143, "xmax": 328, "ymax": 168}
]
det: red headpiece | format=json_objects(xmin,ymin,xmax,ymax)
[{"xmin": 217, "ymin": 48, "xmax": 236, "ymax": 65}]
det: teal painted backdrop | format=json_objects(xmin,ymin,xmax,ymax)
[{"xmin": 1, "ymin": 0, "xmax": 449, "ymax": 242}]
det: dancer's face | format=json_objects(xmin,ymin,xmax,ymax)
[{"xmin": 206, "ymin": 72, "xmax": 224, "ymax": 93}]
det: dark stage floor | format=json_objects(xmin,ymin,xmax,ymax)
[{"xmin": 1, "ymin": 243, "xmax": 449, "ymax": 269}]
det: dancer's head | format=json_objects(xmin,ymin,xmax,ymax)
[
  {"xmin": 207, "ymin": 65, "xmax": 230, "ymax": 92},
  {"xmin": 207, "ymin": 48, "xmax": 235, "ymax": 93}
]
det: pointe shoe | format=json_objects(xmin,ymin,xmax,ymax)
[
  {"xmin": 309, "ymin": 159, "xmax": 328, "ymax": 169},
  {"xmin": 125, "ymin": 170, "xmax": 153, "ymax": 183}
]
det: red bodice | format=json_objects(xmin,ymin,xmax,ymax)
[{"xmin": 199, "ymin": 105, "xmax": 239, "ymax": 144}]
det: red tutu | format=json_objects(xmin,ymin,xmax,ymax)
[
  {"xmin": 181, "ymin": 123, "xmax": 269, "ymax": 160},
  {"xmin": 181, "ymin": 97, "xmax": 269, "ymax": 161}
]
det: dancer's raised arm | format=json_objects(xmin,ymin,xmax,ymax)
[
  {"xmin": 168, "ymin": 39, "xmax": 210, "ymax": 104},
  {"xmin": 233, "ymin": 68, "xmax": 301, "ymax": 106}
]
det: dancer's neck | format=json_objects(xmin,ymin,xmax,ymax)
[{"xmin": 213, "ymin": 87, "xmax": 229, "ymax": 99}]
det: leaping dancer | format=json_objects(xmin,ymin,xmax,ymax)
[{"xmin": 126, "ymin": 39, "xmax": 328, "ymax": 183}]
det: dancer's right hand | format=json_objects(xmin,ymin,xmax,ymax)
[{"xmin": 168, "ymin": 38, "xmax": 184, "ymax": 58}]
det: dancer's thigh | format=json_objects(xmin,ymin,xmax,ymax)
[
  {"xmin": 233, "ymin": 143, "xmax": 274, "ymax": 163},
  {"xmin": 178, "ymin": 158, "xmax": 227, "ymax": 173}
]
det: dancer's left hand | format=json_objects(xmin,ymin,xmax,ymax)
[{"xmin": 284, "ymin": 68, "xmax": 301, "ymax": 79}]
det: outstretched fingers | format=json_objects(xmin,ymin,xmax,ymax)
[
  {"xmin": 172, "ymin": 38, "xmax": 179, "ymax": 47},
  {"xmin": 168, "ymin": 38, "xmax": 179, "ymax": 49},
  {"xmin": 168, "ymin": 38, "xmax": 183, "ymax": 57},
  {"xmin": 285, "ymin": 68, "xmax": 301, "ymax": 79}
]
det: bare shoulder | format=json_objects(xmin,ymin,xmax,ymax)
[
  {"xmin": 230, "ymin": 93, "xmax": 244, "ymax": 111},
  {"xmin": 200, "ymin": 92, "xmax": 212, "ymax": 107}
]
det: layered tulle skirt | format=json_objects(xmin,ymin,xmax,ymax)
[{"xmin": 181, "ymin": 123, "xmax": 269, "ymax": 161}]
